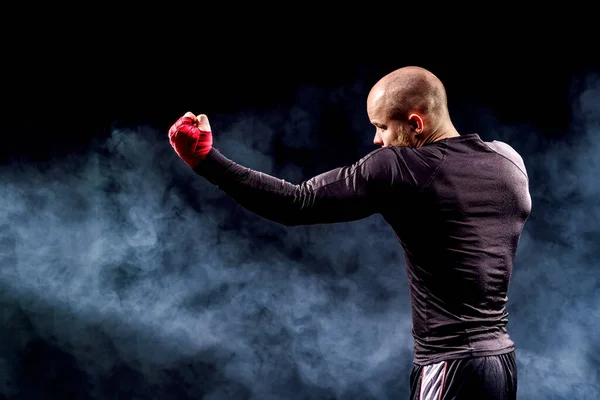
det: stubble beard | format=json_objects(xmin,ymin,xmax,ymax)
[{"xmin": 390, "ymin": 127, "xmax": 413, "ymax": 147}]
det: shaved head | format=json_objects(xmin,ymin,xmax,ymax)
[
  {"xmin": 370, "ymin": 66, "xmax": 448, "ymax": 122},
  {"xmin": 367, "ymin": 66, "xmax": 457, "ymax": 147}
]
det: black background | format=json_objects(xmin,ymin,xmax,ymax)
[{"xmin": 4, "ymin": 13, "xmax": 598, "ymax": 161}]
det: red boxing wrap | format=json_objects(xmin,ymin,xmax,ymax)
[{"xmin": 168, "ymin": 115, "xmax": 213, "ymax": 169}]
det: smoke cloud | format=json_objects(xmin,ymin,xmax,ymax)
[{"xmin": 0, "ymin": 73, "xmax": 598, "ymax": 399}]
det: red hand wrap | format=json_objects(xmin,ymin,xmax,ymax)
[{"xmin": 168, "ymin": 116, "xmax": 213, "ymax": 169}]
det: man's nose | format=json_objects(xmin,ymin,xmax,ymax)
[{"xmin": 373, "ymin": 132, "xmax": 383, "ymax": 146}]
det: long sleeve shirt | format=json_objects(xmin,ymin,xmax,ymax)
[{"xmin": 193, "ymin": 133, "xmax": 532, "ymax": 365}]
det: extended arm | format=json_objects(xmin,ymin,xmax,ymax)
[
  {"xmin": 168, "ymin": 112, "xmax": 393, "ymax": 226},
  {"xmin": 194, "ymin": 147, "xmax": 389, "ymax": 226}
]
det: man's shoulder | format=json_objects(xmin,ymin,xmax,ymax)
[
  {"xmin": 357, "ymin": 146, "xmax": 445, "ymax": 187},
  {"xmin": 484, "ymin": 140, "xmax": 527, "ymax": 175},
  {"xmin": 359, "ymin": 145, "xmax": 446, "ymax": 172}
]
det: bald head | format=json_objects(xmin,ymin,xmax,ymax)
[
  {"xmin": 370, "ymin": 66, "xmax": 448, "ymax": 122},
  {"xmin": 367, "ymin": 66, "xmax": 457, "ymax": 147}
]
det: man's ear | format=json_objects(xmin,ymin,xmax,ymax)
[{"xmin": 408, "ymin": 113, "xmax": 424, "ymax": 134}]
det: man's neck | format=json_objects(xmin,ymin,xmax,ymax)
[{"xmin": 423, "ymin": 122, "xmax": 460, "ymax": 145}]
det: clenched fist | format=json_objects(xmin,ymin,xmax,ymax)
[{"xmin": 168, "ymin": 112, "xmax": 213, "ymax": 169}]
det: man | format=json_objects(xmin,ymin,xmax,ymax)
[{"xmin": 168, "ymin": 66, "xmax": 532, "ymax": 399}]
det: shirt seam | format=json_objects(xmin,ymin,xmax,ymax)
[
  {"xmin": 418, "ymin": 145, "xmax": 447, "ymax": 192},
  {"xmin": 485, "ymin": 142, "xmax": 529, "ymax": 182},
  {"xmin": 292, "ymin": 147, "xmax": 391, "ymax": 194},
  {"xmin": 213, "ymin": 147, "xmax": 389, "ymax": 198}
]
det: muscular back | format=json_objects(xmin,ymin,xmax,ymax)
[{"xmin": 381, "ymin": 134, "xmax": 531, "ymax": 365}]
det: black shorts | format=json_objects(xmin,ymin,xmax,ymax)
[{"xmin": 409, "ymin": 351, "xmax": 517, "ymax": 400}]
